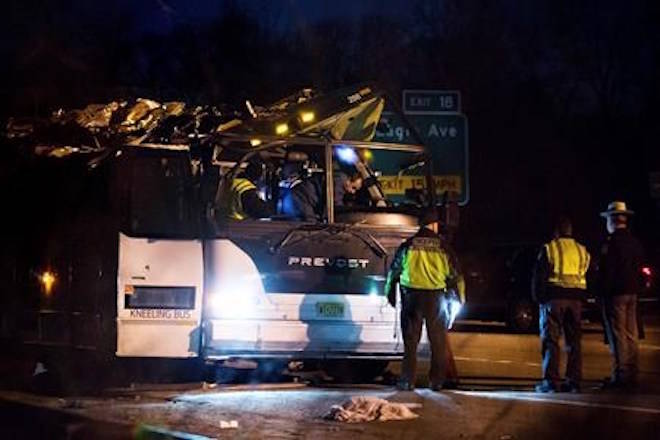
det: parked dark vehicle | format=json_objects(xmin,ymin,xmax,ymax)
[
  {"xmin": 461, "ymin": 243, "xmax": 541, "ymax": 333},
  {"xmin": 583, "ymin": 256, "xmax": 658, "ymax": 323},
  {"xmin": 640, "ymin": 252, "xmax": 660, "ymax": 313},
  {"xmin": 461, "ymin": 243, "xmax": 659, "ymax": 333}
]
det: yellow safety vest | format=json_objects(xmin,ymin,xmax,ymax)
[
  {"xmin": 400, "ymin": 237, "xmax": 464, "ymax": 294},
  {"xmin": 545, "ymin": 237, "xmax": 590, "ymax": 290},
  {"xmin": 226, "ymin": 178, "xmax": 257, "ymax": 220},
  {"xmin": 401, "ymin": 247, "xmax": 451, "ymax": 290}
]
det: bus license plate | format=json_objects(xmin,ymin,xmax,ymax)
[{"xmin": 316, "ymin": 302, "xmax": 345, "ymax": 318}]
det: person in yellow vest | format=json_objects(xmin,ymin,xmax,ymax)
[
  {"xmin": 219, "ymin": 160, "xmax": 273, "ymax": 221},
  {"xmin": 532, "ymin": 217, "xmax": 591, "ymax": 393},
  {"xmin": 385, "ymin": 210, "xmax": 465, "ymax": 391}
]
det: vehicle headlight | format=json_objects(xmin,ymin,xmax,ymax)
[
  {"xmin": 210, "ymin": 293, "xmax": 259, "ymax": 318},
  {"xmin": 208, "ymin": 275, "xmax": 265, "ymax": 318}
]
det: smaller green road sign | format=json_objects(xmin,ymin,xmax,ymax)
[
  {"xmin": 374, "ymin": 112, "xmax": 469, "ymax": 205},
  {"xmin": 403, "ymin": 90, "xmax": 461, "ymax": 114}
]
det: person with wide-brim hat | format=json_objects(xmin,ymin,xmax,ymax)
[
  {"xmin": 600, "ymin": 201, "xmax": 635, "ymax": 218},
  {"xmin": 596, "ymin": 200, "xmax": 644, "ymax": 390}
]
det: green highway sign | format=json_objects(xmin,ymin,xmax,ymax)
[
  {"xmin": 403, "ymin": 90, "xmax": 461, "ymax": 114},
  {"xmin": 374, "ymin": 111, "xmax": 469, "ymax": 205}
]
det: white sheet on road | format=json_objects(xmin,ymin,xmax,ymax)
[{"xmin": 324, "ymin": 396, "xmax": 420, "ymax": 423}]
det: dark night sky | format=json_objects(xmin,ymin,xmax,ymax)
[
  {"xmin": 135, "ymin": 0, "xmax": 413, "ymax": 34},
  {"xmin": 2, "ymin": 0, "xmax": 660, "ymax": 253}
]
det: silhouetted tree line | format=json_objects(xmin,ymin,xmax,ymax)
[{"xmin": 2, "ymin": 0, "xmax": 659, "ymax": 246}]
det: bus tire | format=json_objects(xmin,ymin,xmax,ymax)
[
  {"xmin": 255, "ymin": 360, "xmax": 289, "ymax": 382},
  {"xmin": 507, "ymin": 296, "xmax": 538, "ymax": 333},
  {"xmin": 321, "ymin": 359, "xmax": 389, "ymax": 383}
]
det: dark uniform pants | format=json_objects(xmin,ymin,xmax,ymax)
[
  {"xmin": 400, "ymin": 290, "xmax": 448, "ymax": 387},
  {"xmin": 540, "ymin": 299, "xmax": 582, "ymax": 386},
  {"xmin": 602, "ymin": 294, "xmax": 639, "ymax": 384},
  {"xmin": 445, "ymin": 331, "xmax": 458, "ymax": 381}
]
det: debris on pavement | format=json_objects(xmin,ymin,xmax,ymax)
[
  {"xmin": 324, "ymin": 396, "xmax": 420, "ymax": 423},
  {"xmin": 56, "ymin": 398, "xmax": 85, "ymax": 409},
  {"xmin": 219, "ymin": 420, "xmax": 239, "ymax": 429}
]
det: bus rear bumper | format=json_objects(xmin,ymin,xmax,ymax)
[{"xmin": 203, "ymin": 318, "xmax": 404, "ymax": 360}]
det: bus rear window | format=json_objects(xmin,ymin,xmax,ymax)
[{"xmin": 125, "ymin": 286, "xmax": 195, "ymax": 309}]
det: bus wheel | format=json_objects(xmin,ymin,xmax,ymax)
[
  {"xmin": 255, "ymin": 360, "xmax": 289, "ymax": 382},
  {"xmin": 321, "ymin": 360, "xmax": 389, "ymax": 383},
  {"xmin": 210, "ymin": 359, "xmax": 258, "ymax": 384}
]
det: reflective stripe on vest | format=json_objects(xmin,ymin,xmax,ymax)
[
  {"xmin": 400, "ymin": 237, "xmax": 451, "ymax": 290},
  {"xmin": 228, "ymin": 178, "xmax": 256, "ymax": 220},
  {"xmin": 545, "ymin": 238, "xmax": 590, "ymax": 289}
]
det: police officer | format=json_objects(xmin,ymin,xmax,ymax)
[
  {"xmin": 597, "ymin": 201, "xmax": 644, "ymax": 389},
  {"xmin": 532, "ymin": 217, "xmax": 590, "ymax": 393},
  {"xmin": 385, "ymin": 210, "xmax": 465, "ymax": 391},
  {"xmin": 218, "ymin": 159, "xmax": 273, "ymax": 221}
]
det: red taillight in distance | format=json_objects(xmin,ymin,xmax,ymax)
[{"xmin": 641, "ymin": 266, "xmax": 653, "ymax": 290}]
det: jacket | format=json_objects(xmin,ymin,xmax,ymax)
[
  {"xmin": 597, "ymin": 228, "xmax": 645, "ymax": 297},
  {"xmin": 279, "ymin": 173, "xmax": 325, "ymax": 222}
]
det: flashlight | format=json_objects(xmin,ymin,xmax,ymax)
[{"xmin": 444, "ymin": 290, "xmax": 462, "ymax": 329}]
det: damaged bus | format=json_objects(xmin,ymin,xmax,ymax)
[{"xmin": 1, "ymin": 84, "xmax": 450, "ymax": 387}]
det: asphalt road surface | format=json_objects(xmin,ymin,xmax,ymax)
[{"xmin": 2, "ymin": 318, "xmax": 660, "ymax": 439}]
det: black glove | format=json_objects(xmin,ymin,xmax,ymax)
[{"xmin": 387, "ymin": 287, "xmax": 396, "ymax": 307}]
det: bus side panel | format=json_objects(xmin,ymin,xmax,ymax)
[{"xmin": 116, "ymin": 233, "xmax": 203, "ymax": 358}]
